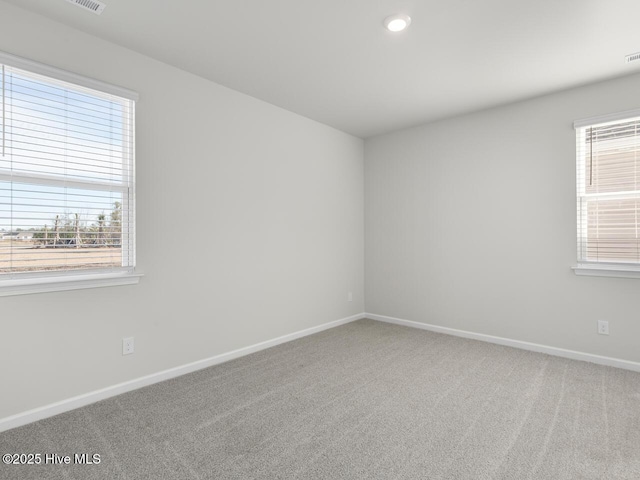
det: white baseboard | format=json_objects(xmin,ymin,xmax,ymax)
[
  {"xmin": 0, "ymin": 312, "xmax": 365, "ymax": 433},
  {"xmin": 366, "ymin": 313, "xmax": 640, "ymax": 373}
]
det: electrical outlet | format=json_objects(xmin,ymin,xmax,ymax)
[
  {"xmin": 122, "ymin": 337, "xmax": 135, "ymax": 355},
  {"xmin": 348, "ymin": 292, "xmax": 353, "ymax": 302},
  {"xmin": 597, "ymin": 320, "xmax": 609, "ymax": 335}
]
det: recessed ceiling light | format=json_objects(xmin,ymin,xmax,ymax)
[{"xmin": 384, "ymin": 14, "xmax": 411, "ymax": 33}]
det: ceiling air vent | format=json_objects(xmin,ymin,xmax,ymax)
[
  {"xmin": 65, "ymin": 0, "xmax": 106, "ymax": 15},
  {"xmin": 626, "ymin": 52, "xmax": 640, "ymax": 64}
]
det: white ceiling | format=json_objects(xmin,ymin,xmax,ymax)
[{"xmin": 5, "ymin": 0, "xmax": 640, "ymax": 138}]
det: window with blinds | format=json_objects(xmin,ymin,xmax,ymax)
[
  {"xmin": 0, "ymin": 56, "xmax": 136, "ymax": 281},
  {"xmin": 575, "ymin": 112, "xmax": 640, "ymax": 266}
]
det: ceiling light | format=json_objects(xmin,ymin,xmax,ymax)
[{"xmin": 384, "ymin": 14, "xmax": 411, "ymax": 33}]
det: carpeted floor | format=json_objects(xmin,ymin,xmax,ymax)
[{"xmin": 2, "ymin": 319, "xmax": 640, "ymax": 479}]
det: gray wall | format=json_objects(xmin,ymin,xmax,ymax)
[
  {"xmin": 0, "ymin": 3, "xmax": 364, "ymax": 420},
  {"xmin": 365, "ymin": 72, "xmax": 640, "ymax": 364}
]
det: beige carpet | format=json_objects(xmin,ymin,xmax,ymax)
[{"xmin": 1, "ymin": 319, "xmax": 640, "ymax": 479}]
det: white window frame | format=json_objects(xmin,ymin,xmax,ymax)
[
  {"xmin": 573, "ymin": 108, "xmax": 640, "ymax": 279},
  {"xmin": 0, "ymin": 52, "xmax": 141, "ymax": 295}
]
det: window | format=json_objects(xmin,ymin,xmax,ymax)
[
  {"xmin": 0, "ymin": 52, "xmax": 139, "ymax": 295},
  {"xmin": 574, "ymin": 109, "xmax": 640, "ymax": 277}
]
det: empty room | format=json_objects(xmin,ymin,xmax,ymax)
[{"xmin": 1, "ymin": 0, "xmax": 640, "ymax": 478}]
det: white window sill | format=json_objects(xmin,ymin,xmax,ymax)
[
  {"xmin": 572, "ymin": 264, "xmax": 640, "ymax": 279},
  {"xmin": 0, "ymin": 272, "xmax": 143, "ymax": 297}
]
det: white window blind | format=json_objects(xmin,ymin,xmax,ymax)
[
  {"xmin": 575, "ymin": 112, "xmax": 640, "ymax": 267},
  {"xmin": 0, "ymin": 56, "xmax": 136, "ymax": 282}
]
